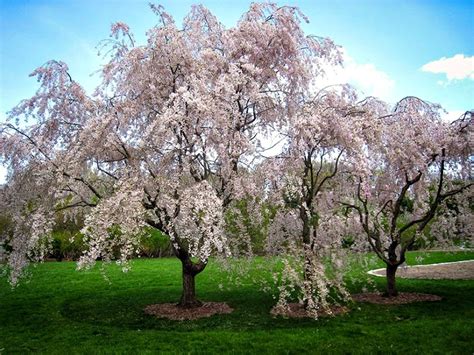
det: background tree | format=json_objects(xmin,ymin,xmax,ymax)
[
  {"xmin": 342, "ymin": 97, "xmax": 473, "ymax": 297},
  {"xmin": 0, "ymin": 3, "xmax": 340, "ymax": 308}
]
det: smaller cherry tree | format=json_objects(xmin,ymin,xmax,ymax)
[
  {"xmin": 342, "ymin": 98, "xmax": 473, "ymax": 297},
  {"xmin": 264, "ymin": 86, "xmax": 381, "ymax": 316}
]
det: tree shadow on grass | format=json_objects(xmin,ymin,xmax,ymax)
[
  {"xmin": 58, "ymin": 276, "xmax": 473, "ymax": 332},
  {"xmin": 59, "ymin": 287, "xmax": 353, "ymax": 331}
]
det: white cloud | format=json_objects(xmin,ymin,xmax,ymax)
[
  {"xmin": 316, "ymin": 49, "xmax": 395, "ymax": 102},
  {"xmin": 421, "ymin": 54, "xmax": 474, "ymax": 81},
  {"xmin": 441, "ymin": 109, "xmax": 468, "ymax": 123}
]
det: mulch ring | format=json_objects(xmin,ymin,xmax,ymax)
[
  {"xmin": 352, "ymin": 292, "xmax": 442, "ymax": 305},
  {"xmin": 271, "ymin": 303, "xmax": 349, "ymax": 319},
  {"xmin": 144, "ymin": 302, "xmax": 233, "ymax": 320}
]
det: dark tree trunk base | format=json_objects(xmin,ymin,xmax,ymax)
[
  {"xmin": 385, "ymin": 264, "xmax": 399, "ymax": 297},
  {"xmin": 177, "ymin": 299, "xmax": 203, "ymax": 309},
  {"xmin": 178, "ymin": 258, "xmax": 205, "ymax": 308}
]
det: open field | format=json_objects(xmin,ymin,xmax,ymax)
[{"xmin": 1, "ymin": 251, "xmax": 473, "ymax": 354}]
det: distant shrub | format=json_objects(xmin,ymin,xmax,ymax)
[
  {"xmin": 50, "ymin": 231, "xmax": 85, "ymax": 261},
  {"xmin": 138, "ymin": 228, "xmax": 173, "ymax": 258},
  {"xmin": 0, "ymin": 213, "xmax": 14, "ymax": 263}
]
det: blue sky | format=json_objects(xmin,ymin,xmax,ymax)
[{"xmin": 0, "ymin": 0, "xmax": 473, "ymax": 181}]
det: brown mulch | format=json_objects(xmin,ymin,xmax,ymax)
[
  {"xmin": 371, "ymin": 260, "xmax": 474, "ymax": 280},
  {"xmin": 352, "ymin": 292, "xmax": 442, "ymax": 304},
  {"xmin": 144, "ymin": 302, "xmax": 233, "ymax": 320},
  {"xmin": 270, "ymin": 303, "xmax": 349, "ymax": 319}
]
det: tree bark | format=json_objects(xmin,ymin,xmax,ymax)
[
  {"xmin": 302, "ymin": 256, "xmax": 312, "ymax": 309},
  {"xmin": 177, "ymin": 259, "xmax": 204, "ymax": 308},
  {"xmin": 384, "ymin": 264, "xmax": 399, "ymax": 297}
]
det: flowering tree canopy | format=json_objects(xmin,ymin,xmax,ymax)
[
  {"xmin": 0, "ymin": 3, "xmax": 341, "ymax": 308},
  {"xmin": 1, "ymin": 3, "xmax": 471, "ymax": 315},
  {"xmin": 341, "ymin": 99, "xmax": 473, "ymax": 296},
  {"xmin": 264, "ymin": 87, "xmax": 387, "ymax": 316}
]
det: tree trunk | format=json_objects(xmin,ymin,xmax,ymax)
[
  {"xmin": 302, "ymin": 246, "xmax": 314, "ymax": 310},
  {"xmin": 177, "ymin": 260, "xmax": 204, "ymax": 308},
  {"xmin": 384, "ymin": 264, "xmax": 399, "ymax": 297}
]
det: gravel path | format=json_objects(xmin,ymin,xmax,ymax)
[{"xmin": 368, "ymin": 260, "xmax": 474, "ymax": 280}]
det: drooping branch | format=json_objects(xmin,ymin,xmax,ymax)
[
  {"xmin": 3, "ymin": 124, "xmax": 103, "ymax": 200},
  {"xmin": 389, "ymin": 170, "xmax": 422, "ymax": 239},
  {"xmin": 314, "ymin": 148, "xmax": 344, "ymax": 196}
]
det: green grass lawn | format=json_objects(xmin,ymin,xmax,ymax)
[{"xmin": 1, "ymin": 251, "xmax": 473, "ymax": 354}]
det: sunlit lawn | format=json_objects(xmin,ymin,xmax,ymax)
[{"xmin": 1, "ymin": 251, "xmax": 473, "ymax": 353}]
